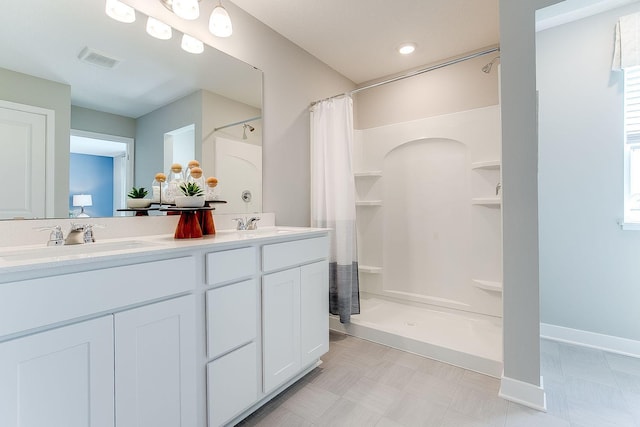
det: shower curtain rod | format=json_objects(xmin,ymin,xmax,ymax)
[
  {"xmin": 213, "ymin": 115, "xmax": 262, "ymax": 132},
  {"xmin": 310, "ymin": 46, "xmax": 500, "ymax": 106}
]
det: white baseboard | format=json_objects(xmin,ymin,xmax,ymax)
[
  {"xmin": 540, "ymin": 323, "xmax": 640, "ymax": 358},
  {"xmin": 499, "ymin": 375, "xmax": 546, "ymax": 412}
]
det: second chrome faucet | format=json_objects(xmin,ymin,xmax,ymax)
[{"xmin": 232, "ymin": 216, "xmax": 261, "ymax": 231}]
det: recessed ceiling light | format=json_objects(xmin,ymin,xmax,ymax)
[{"xmin": 398, "ymin": 43, "xmax": 417, "ymax": 55}]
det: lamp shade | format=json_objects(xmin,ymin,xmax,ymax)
[
  {"xmin": 73, "ymin": 194, "xmax": 93, "ymax": 207},
  {"xmin": 172, "ymin": 0, "xmax": 199, "ymax": 20},
  {"xmin": 105, "ymin": 0, "xmax": 136, "ymax": 23},
  {"xmin": 181, "ymin": 34, "xmax": 204, "ymax": 54},
  {"xmin": 209, "ymin": 4, "xmax": 232, "ymax": 37},
  {"xmin": 146, "ymin": 17, "xmax": 172, "ymax": 40}
]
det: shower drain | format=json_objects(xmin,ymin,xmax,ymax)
[{"xmin": 405, "ymin": 321, "xmax": 416, "ymax": 327}]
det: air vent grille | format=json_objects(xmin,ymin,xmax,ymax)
[{"xmin": 78, "ymin": 47, "xmax": 120, "ymax": 69}]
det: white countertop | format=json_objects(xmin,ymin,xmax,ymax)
[{"xmin": 0, "ymin": 226, "xmax": 328, "ymax": 276}]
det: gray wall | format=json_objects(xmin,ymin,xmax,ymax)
[
  {"xmin": 124, "ymin": 0, "xmax": 356, "ymax": 226},
  {"xmin": 71, "ymin": 105, "xmax": 136, "ymax": 139},
  {"xmin": 135, "ymin": 91, "xmax": 202, "ymax": 187},
  {"xmin": 0, "ymin": 67, "xmax": 71, "ymax": 217},
  {"xmin": 499, "ymin": 0, "xmax": 561, "ymax": 387},
  {"xmin": 538, "ymin": 3, "xmax": 640, "ymax": 340},
  {"xmin": 354, "ymin": 54, "xmax": 499, "ymax": 130}
]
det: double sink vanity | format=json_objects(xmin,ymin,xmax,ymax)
[{"xmin": 0, "ymin": 218, "xmax": 329, "ymax": 427}]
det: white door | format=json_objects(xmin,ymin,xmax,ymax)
[
  {"xmin": 213, "ymin": 137, "xmax": 262, "ymax": 213},
  {"xmin": 300, "ymin": 261, "xmax": 329, "ymax": 367},
  {"xmin": 262, "ymin": 268, "xmax": 301, "ymax": 393},
  {"xmin": 0, "ymin": 316, "xmax": 115, "ymax": 427},
  {"xmin": 0, "ymin": 101, "xmax": 54, "ymax": 219},
  {"xmin": 114, "ymin": 295, "xmax": 197, "ymax": 427}
]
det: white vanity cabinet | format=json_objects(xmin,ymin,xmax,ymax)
[
  {"xmin": 0, "ymin": 227, "xmax": 330, "ymax": 427},
  {"xmin": 0, "ymin": 316, "xmax": 115, "ymax": 427},
  {"xmin": 262, "ymin": 236, "xmax": 329, "ymax": 394},
  {"xmin": 0, "ymin": 256, "xmax": 197, "ymax": 427},
  {"xmin": 205, "ymin": 247, "xmax": 260, "ymax": 427}
]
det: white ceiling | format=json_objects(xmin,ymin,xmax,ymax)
[
  {"xmin": 0, "ymin": 0, "xmax": 261, "ymax": 118},
  {"xmin": 230, "ymin": 0, "xmax": 500, "ymax": 84}
]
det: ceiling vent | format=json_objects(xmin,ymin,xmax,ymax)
[{"xmin": 78, "ymin": 47, "xmax": 121, "ymax": 69}]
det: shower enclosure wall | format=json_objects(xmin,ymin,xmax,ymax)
[{"xmin": 330, "ymin": 105, "xmax": 503, "ymax": 377}]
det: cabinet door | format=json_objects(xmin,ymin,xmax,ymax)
[
  {"xmin": 207, "ymin": 342, "xmax": 258, "ymax": 427},
  {"xmin": 262, "ymin": 268, "xmax": 301, "ymax": 393},
  {"xmin": 300, "ymin": 261, "xmax": 329, "ymax": 367},
  {"xmin": 115, "ymin": 295, "xmax": 196, "ymax": 427},
  {"xmin": 0, "ymin": 316, "xmax": 114, "ymax": 427}
]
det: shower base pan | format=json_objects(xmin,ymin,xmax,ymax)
[{"xmin": 329, "ymin": 294, "xmax": 503, "ymax": 377}]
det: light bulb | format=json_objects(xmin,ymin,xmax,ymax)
[
  {"xmin": 181, "ymin": 34, "xmax": 204, "ymax": 54},
  {"xmin": 209, "ymin": 4, "xmax": 232, "ymax": 37},
  {"xmin": 105, "ymin": 0, "xmax": 135, "ymax": 23},
  {"xmin": 172, "ymin": 0, "xmax": 199, "ymax": 20},
  {"xmin": 146, "ymin": 17, "xmax": 172, "ymax": 40}
]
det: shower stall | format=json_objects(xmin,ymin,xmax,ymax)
[{"xmin": 330, "ymin": 103, "xmax": 503, "ymax": 377}]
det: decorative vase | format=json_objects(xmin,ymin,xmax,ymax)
[
  {"xmin": 174, "ymin": 196, "xmax": 205, "ymax": 208},
  {"xmin": 127, "ymin": 198, "xmax": 152, "ymax": 208}
]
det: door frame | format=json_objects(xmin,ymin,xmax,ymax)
[{"xmin": 70, "ymin": 129, "xmax": 134, "ymax": 216}]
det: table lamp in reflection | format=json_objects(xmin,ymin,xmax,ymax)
[{"xmin": 73, "ymin": 194, "xmax": 93, "ymax": 217}]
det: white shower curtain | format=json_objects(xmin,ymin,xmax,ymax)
[{"xmin": 310, "ymin": 95, "xmax": 360, "ymax": 323}]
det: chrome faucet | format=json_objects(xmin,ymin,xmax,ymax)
[
  {"xmin": 246, "ymin": 217, "xmax": 261, "ymax": 230},
  {"xmin": 64, "ymin": 223, "xmax": 98, "ymax": 245},
  {"xmin": 38, "ymin": 225, "xmax": 65, "ymax": 246},
  {"xmin": 232, "ymin": 216, "xmax": 261, "ymax": 230}
]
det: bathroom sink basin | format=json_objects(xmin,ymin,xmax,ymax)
[
  {"xmin": 233, "ymin": 227, "xmax": 302, "ymax": 238},
  {"xmin": 0, "ymin": 240, "xmax": 162, "ymax": 262}
]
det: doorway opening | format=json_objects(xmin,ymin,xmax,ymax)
[{"xmin": 70, "ymin": 129, "xmax": 134, "ymax": 217}]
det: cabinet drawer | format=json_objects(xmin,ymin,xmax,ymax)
[
  {"xmin": 207, "ymin": 342, "xmax": 258, "ymax": 427},
  {"xmin": 206, "ymin": 247, "xmax": 256, "ymax": 286},
  {"xmin": 262, "ymin": 236, "xmax": 328, "ymax": 273},
  {"xmin": 206, "ymin": 279, "xmax": 257, "ymax": 359},
  {"xmin": 0, "ymin": 257, "xmax": 195, "ymax": 338}
]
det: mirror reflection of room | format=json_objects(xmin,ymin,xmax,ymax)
[{"xmin": 0, "ymin": 0, "xmax": 262, "ymax": 220}]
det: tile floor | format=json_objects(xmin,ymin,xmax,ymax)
[{"xmin": 238, "ymin": 331, "xmax": 640, "ymax": 427}]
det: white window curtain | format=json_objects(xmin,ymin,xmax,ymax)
[{"xmin": 310, "ymin": 95, "xmax": 360, "ymax": 323}]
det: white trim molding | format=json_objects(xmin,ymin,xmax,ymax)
[
  {"xmin": 541, "ymin": 323, "xmax": 640, "ymax": 358},
  {"xmin": 499, "ymin": 375, "xmax": 546, "ymax": 412}
]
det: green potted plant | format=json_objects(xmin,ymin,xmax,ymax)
[
  {"xmin": 127, "ymin": 186, "xmax": 151, "ymax": 208},
  {"xmin": 175, "ymin": 182, "xmax": 205, "ymax": 208}
]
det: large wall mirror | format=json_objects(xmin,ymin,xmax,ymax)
[{"xmin": 0, "ymin": 0, "xmax": 262, "ymax": 220}]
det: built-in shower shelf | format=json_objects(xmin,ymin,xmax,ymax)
[
  {"xmin": 471, "ymin": 161, "xmax": 501, "ymax": 170},
  {"xmin": 358, "ymin": 265, "xmax": 382, "ymax": 274},
  {"xmin": 472, "ymin": 279, "xmax": 503, "ymax": 293},
  {"xmin": 471, "ymin": 198, "xmax": 501, "ymax": 207},
  {"xmin": 356, "ymin": 200, "xmax": 383, "ymax": 206},
  {"xmin": 354, "ymin": 171, "xmax": 383, "ymax": 178}
]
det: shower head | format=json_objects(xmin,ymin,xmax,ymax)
[
  {"xmin": 242, "ymin": 123, "xmax": 255, "ymax": 139},
  {"xmin": 482, "ymin": 56, "xmax": 501, "ymax": 73}
]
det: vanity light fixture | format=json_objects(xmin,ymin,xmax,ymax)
[
  {"xmin": 398, "ymin": 42, "xmax": 417, "ymax": 55},
  {"xmin": 209, "ymin": 1, "xmax": 233, "ymax": 37},
  {"xmin": 146, "ymin": 16, "xmax": 172, "ymax": 40},
  {"xmin": 181, "ymin": 34, "xmax": 204, "ymax": 54},
  {"xmin": 172, "ymin": 0, "xmax": 200, "ymax": 20},
  {"xmin": 105, "ymin": 0, "xmax": 136, "ymax": 23}
]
